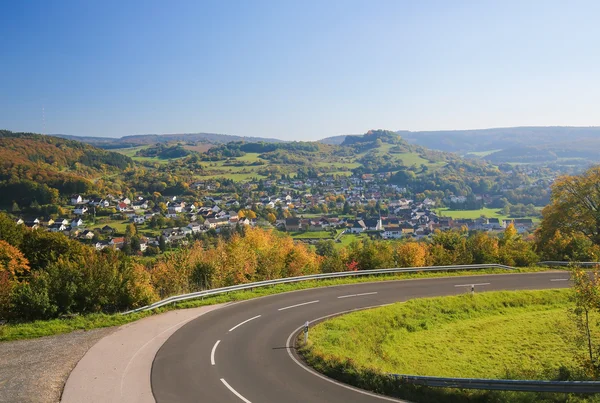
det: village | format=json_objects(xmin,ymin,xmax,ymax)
[{"xmin": 12, "ymin": 173, "xmax": 537, "ymax": 254}]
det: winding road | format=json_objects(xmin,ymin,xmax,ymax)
[{"xmin": 151, "ymin": 271, "xmax": 570, "ymax": 403}]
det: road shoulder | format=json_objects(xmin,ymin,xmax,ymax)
[{"xmin": 61, "ymin": 304, "xmax": 225, "ymax": 403}]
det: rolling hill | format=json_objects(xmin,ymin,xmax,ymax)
[
  {"xmin": 54, "ymin": 132, "xmax": 285, "ymax": 149},
  {"xmin": 0, "ymin": 130, "xmax": 133, "ymax": 206}
]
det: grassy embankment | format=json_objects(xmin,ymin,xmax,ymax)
[
  {"xmin": 0, "ymin": 267, "xmax": 551, "ymax": 342},
  {"xmin": 300, "ymin": 289, "xmax": 599, "ymax": 403}
]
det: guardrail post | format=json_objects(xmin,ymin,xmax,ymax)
[{"xmin": 304, "ymin": 321, "xmax": 309, "ymax": 343}]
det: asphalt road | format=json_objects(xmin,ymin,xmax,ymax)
[{"xmin": 152, "ymin": 271, "xmax": 571, "ymax": 403}]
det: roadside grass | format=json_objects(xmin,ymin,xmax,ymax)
[
  {"xmin": 0, "ymin": 267, "xmax": 551, "ymax": 342},
  {"xmin": 300, "ymin": 289, "xmax": 598, "ymax": 402}
]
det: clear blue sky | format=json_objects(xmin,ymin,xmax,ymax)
[{"xmin": 1, "ymin": 0, "xmax": 599, "ymax": 140}]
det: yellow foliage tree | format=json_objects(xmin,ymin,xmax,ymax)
[
  {"xmin": 0, "ymin": 240, "xmax": 30, "ymax": 280},
  {"xmin": 395, "ymin": 242, "xmax": 428, "ymax": 267}
]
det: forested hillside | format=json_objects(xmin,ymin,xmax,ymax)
[{"xmin": 0, "ymin": 131, "xmax": 133, "ymax": 206}]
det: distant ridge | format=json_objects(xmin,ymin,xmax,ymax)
[
  {"xmin": 397, "ymin": 126, "xmax": 600, "ymax": 153},
  {"xmin": 52, "ymin": 132, "xmax": 285, "ymax": 148}
]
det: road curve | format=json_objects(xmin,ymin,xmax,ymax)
[{"xmin": 152, "ymin": 272, "xmax": 570, "ymax": 403}]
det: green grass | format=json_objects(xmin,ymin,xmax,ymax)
[
  {"xmin": 0, "ymin": 267, "xmax": 550, "ymax": 342},
  {"xmin": 89, "ymin": 219, "xmax": 130, "ymax": 233},
  {"xmin": 336, "ymin": 232, "xmax": 367, "ymax": 248},
  {"xmin": 300, "ymin": 289, "xmax": 598, "ymax": 402},
  {"xmin": 235, "ymin": 152, "xmax": 263, "ymax": 162},
  {"xmin": 112, "ymin": 145, "xmax": 150, "ymax": 157},
  {"xmin": 393, "ymin": 152, "xmax": 432, "ymax": 167},
  {"xmin": 437, "ymin": 207, "xmax": 510, "ymax": 220},
  {"xmin": 437, "ymin": 207, "xmax": 542, "ymax": 223},
  {"xmin": 291, "ymin": 231, "xmax": 336, "ymax": 239},
  {"xmin": 464, "ymin": 149, "xmax": 503, "ymax": 158},
  {"xmin": 199, "ymin": 172, "xmax": 266, "ymax": 181}
]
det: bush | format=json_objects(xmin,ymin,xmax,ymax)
[{"xmin": 10, "ymin": 274, "xmax": 56, "ymax": 321}]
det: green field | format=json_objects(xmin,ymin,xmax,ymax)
[
  {"xmin": 437, "ymin": 207, "xmax": 510, "ymax": 220},
  {"xmin": 437, "ymin": 207, "xmax": 541, "ymax": 222},
  {"xmin": 301, "ymin": 289, "xmax": 596, "ymax": 402},
  {"xmin": 464, "ymin": 149, "xmax": 503, "ymax": 158},
  {"xmin": 291, "ymin": 231, "xmax": 336, "ymax": 239},
  {"xmin": 89, "ymin": 219, "xmax": 130, "ymax": 233},
  {"xmin": 113, "ymin": 145, "xmax": 185, "ymax": 164}
]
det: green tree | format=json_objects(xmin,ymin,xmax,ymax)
[
  {"xmin": 571, "ymin": 269, "xmax": 600, "ymax": 376},
  {"xmin": 0, "ymin": 212, "xmax": 26, "ymax": 247}
]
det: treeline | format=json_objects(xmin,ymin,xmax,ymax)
[
  {"xmin": 202, "ymin": 141, "xmax": 320, "ymax": 161},
  {"xmin": 317, "ymin": 226, "xmax": 539, "ymax": 274},
  {"xmin": 0, "ymin": 213, "xmax": 319, "ymax": 321},
  {"xmin": 135, "ymin": 144, "xmax": 191, "ymax": 159}
]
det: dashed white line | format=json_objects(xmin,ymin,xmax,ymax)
[
  {"xmin": 550, "ymin": 278, "xmax": 569, "ymax": 282},
  {"xmin": 220, "ymin": 378, "xmax": 252, "ymax": 403},
  {"xmin": 211, "ymin": 340, "xmax": 220, "ymax": 366},
  {"xmin": 454, "ymin": 282, "xmax": 491, "ymax": 287},
  {"xmin": 278, "ymin": 300, "xmax": 319, "ymax": 311},
  {"xmin": 229, "ymin": 315, "xmax": 261, "ymax": 332},
  {"xmin": 337, "ymin": 291, "xmax": 378, "ymax": 299}
]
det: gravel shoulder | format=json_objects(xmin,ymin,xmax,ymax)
[{"xmin": 0, "ymin": 327, "xmax": 116, "ymax": 403}]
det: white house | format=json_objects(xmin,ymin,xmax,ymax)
[
  {"xmin": 49, "ymin": 223, "xmax": 66, "ymax": 232},
  {"xmin": 349, "ymin": 220, "xmax": 366, "ymax": 234},
  {"xmin": 188, "ymin": 222, "xmax": 203, "ymax": 233},
  {"xmin": 132, "ymin": 201, "xmax": 148, "ymax": 210},
  {"xmin": 131, "ymin": 216, "xmax": 146, "ymax": 224},
  {"xmin": 74, "ymin": 205, "xmax": 88, "ymax": 215},
  {"xmin": 70, "ymin": 195, "xmax": 83, "ymax": 205},
  {"xmin": 71, "ymin": 218, "xmax": 84, "ymax": 227}
]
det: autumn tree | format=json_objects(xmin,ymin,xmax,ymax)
[
  {"xmin": 539, "ymin": 166, "xmax": 600, "ymax": 246},
  {"xmin": 395, "ymin": 242, "xmax": 428, "ymax": 267},
  {"xmin": 0, "ymin": 240, "xmax": 30, "ymax": 280}
]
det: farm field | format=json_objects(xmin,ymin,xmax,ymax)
[{"xmin": 112, "ymin": 145, "xmax": 174, "ymax": 164}]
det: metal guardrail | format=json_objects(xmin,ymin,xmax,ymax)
[
  {"xmin": 391, "ymin": 374, "xmax": 600, "ymax": 393},
  {"xmin": 122, "ymin": 263, "xmax": 516, "ymax": 314},
  {"xmin": 538, "ymin": 261, "xmax": 600, "ymax": 268}
]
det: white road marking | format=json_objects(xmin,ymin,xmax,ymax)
[
  {"xmin": 211, "ymin": 340, "xmax": 220, "ymax": 366},
  {"xmin": 454, "ymin": 282, "xmax": 490, "ymax": 287},
  {"xmin": 228, "ymin": 315, "xmax": 261, "ymax": 332},
  {"xmin": 337, "ymin": 291, "xmax": 378, "ymax": 299},
  {"xmin": 550, "ymin": 278, "xmax": 569, "ymax": 282},
  {"xmin": 286, "ymin": 306, "xmax": 408, "ymax": 402},
  {"xmin": 220, "ymin": 378, "xmax": 252, "ymax": 403},
  {"xmin": 278, "ymin": 300, "xmax": 319, "ymax": 311}
]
